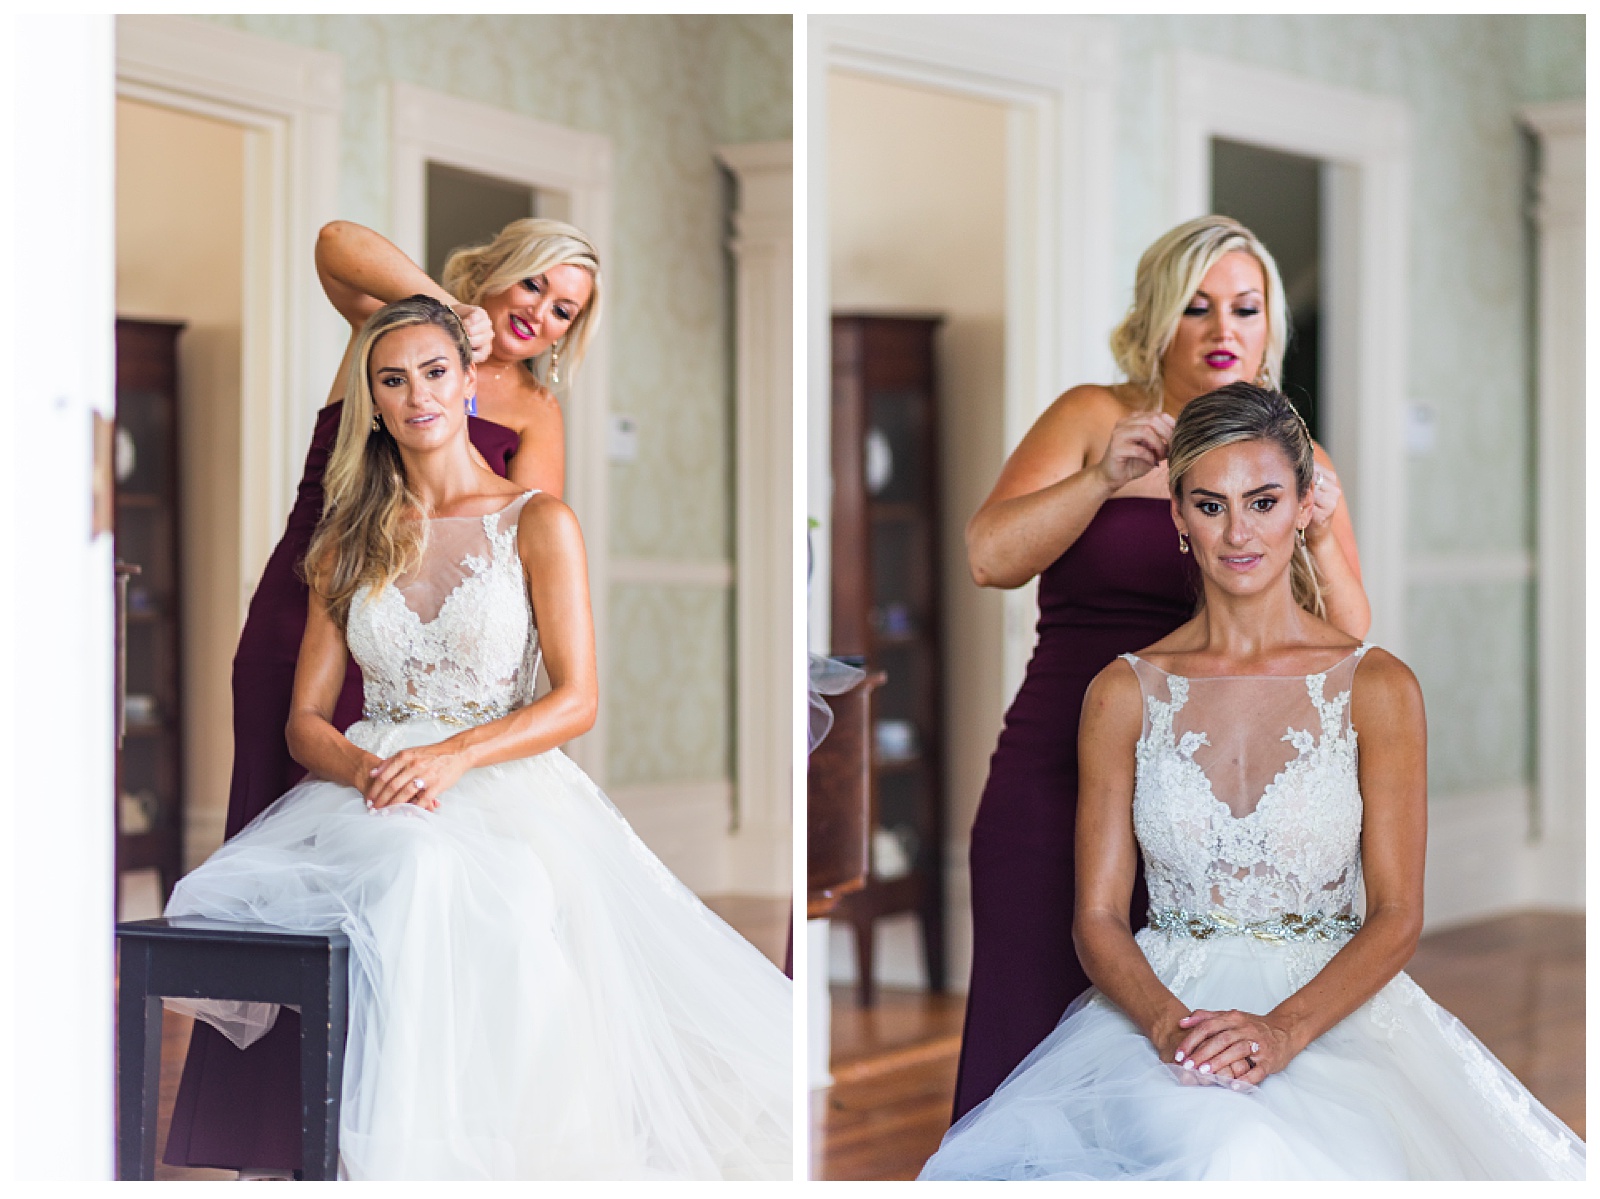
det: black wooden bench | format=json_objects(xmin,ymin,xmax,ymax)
[{"xmin": 115, "ymin": 916, "xmax": 349, "ymax": 1180}]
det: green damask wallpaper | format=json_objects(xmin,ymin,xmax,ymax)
[
  {"xmin": 201, "ymin": 14, "xmax": 792, "ymax": 786},
  {"xmin": 1104, "ymin": 14, "xmax": 1582, "ymax": 801}
]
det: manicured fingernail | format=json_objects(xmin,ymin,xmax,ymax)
[
  {"xmin": 1184, "ymin": 1060, "xmax": 1195, "ymax": 1070},
  {"xmin": 1199, "ymin": 1064, "xmax": 1211, "ymax": 1074},
  {"xmin": 1174, "ymin": 1050, "xmax": 1185, "ymax": 1062}
]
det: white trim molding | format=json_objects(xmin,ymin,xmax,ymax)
[
  {"xmin": 810, "ymin": 14, "xmax": 1117, "ymax": 697},
  {"xmin": 116, "ymin": 16, "xmax": 343, "ymax": 619},
  {"xmin": 1170, "ymin": 51, "xmax": 1411, "ymax": 658},
  {"xmin": 389, "ymin": 82, "xmax": 614, "ymax": 780},
  {"xmin": 16, "ymin": 14, "xmax": 119, "ymax": 1177},
  {"xmin": 605, "ymin": 779, "xmax": 791, "ymax": 900},
  {"xmin": 717, "ymin": 140, "xmax": 795, "ymax": 895},
  {"xmin": 609, "ymin": 558, "xmax": 734, "ymax": 588},
  {"xmin": 1424, "ymin": 785, "xmax": 1581, "ymax": 929},
  {"xmin": 1406, "ymin": 552, "xmax": 1535, "ymax": 588},
  {"xmin": 1520, "ymin": 100, "xmax": 1584, "ymax": 898}
]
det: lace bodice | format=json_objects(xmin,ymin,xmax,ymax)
[
  {"xmin": 345, "ymin": 493, "xmax": 540, "ymax": 727},
  {"xmin": 1126, "ymin": 647, "xmax": 1369, "ymax": 925}
]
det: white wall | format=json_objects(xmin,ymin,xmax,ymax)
[
  {"xmin": 826, "ymin": 71, "xmax": 1008, "ymax": 990},
  {"xmin": 115, "ymin": 96, "xmax": 246, "ymax": 876}
]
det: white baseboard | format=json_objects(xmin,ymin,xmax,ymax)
[
  {"xmin": 607, "ymin": 778, "xmax": 734, "ymax": 897},
  {"xmin": 1423, "ymin": 784, "xmax": 1584, "ymax": 930}
]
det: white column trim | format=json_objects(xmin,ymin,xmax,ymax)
[
  {"xmin": 609, "ymin": 558, "xmax": 734, "ymax": 588},
  {"xmin": 1169, "ymin": 50, "xmax": 1411, "ymax": 659},
  {"xmin": 389, "ymin": 82, "xmax": 614, "ymax": 781},
  {"xmin": 116, "ymin": 15, "xmax": 344, "ymax": 624},
  {"xmin": 717, "ymin": 140, "xmax": 795, "ymax": 894},
  {"xmin": 1520, "ymin": 100, "xmax": 1584, "ymax": 892},
  {"xmin": 1406, "ymin": 552, "xmax": 1534, "ymax": 587}
]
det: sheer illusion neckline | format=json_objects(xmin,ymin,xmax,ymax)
[
  {"xmin": 1127, "ymin": 643, "xmax": 1369, "ymax": 683},
  {"xmin": 415, "ymin": 491, "xmax": 539, "ymax": 523}
]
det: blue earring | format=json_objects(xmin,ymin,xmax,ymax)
[{"xmin": 465, "ymin": 393, "xmax": 478, "ymax": 416}]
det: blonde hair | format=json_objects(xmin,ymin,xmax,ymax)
[
  {"xmin": 305, "ymin": 295, "xmax": 474, "ymax": 628},
  {"xmin": 1110, "ymin": 216, "xmax": 1289, "ymax": 406},
  {"xmin": 1168, "ymin": 381, "xmax": 1325, "ymax": 620},
  {"xmin": 441, "ymin": 217, "xmax": 602, "ymax": 390}
]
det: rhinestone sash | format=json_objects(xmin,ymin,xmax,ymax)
[
  {"xmin": 1148, "ymin": 908, "xmax": 1361, "ymax": 944},
  {"xmin": 363, "ymin": 698, "xmax": 512, "ymax": 728}
]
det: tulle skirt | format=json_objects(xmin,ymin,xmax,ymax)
[
  {"xmin": 165, "ymin": 717, "xmax": 792, "ymax": 1181},
  {"xmin": 921, "ymin": 930, "xmax": 1583, "ymax": 1181}
]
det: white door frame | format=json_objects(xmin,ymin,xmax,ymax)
[
  {"xmin": 810, "ymin": 13, "xmax": 1118, "ymax": 703},
  {"xmin": 1169, "ymin": 49, "xmax": 1412, "ymax": 656},
  {"xmin": 14, "ymin": 14, "xmax": 119, "ymax": 1178},
  {"xmin": 1520, "ymin": 100, "xmax": 1584, "ymax": 909},
  {"xmin": 389, "ymin": 82, "xmax": 614, "ymax": 780},
  {"xmin": 115, "ymin": 16, "xmax": 344, "ymax": 614}
]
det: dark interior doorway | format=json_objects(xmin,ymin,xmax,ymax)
[{"xmin": 1210, "ymin": 137, "xmax": 1323, "ymax": 440}]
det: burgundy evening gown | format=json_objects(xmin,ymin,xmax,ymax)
[
  {"xmin": 950, "ymin": 497, "xmax": 1197, "ymax": 1123},
  {"xmin": 163, "ymin": 401, "xmax": 519, "ymax": 1173}
]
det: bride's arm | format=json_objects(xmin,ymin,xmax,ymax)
[
  {"xmin": 1073, "ymin": 660, "xmax": 1195, "ymax": 1064},
  {"xmin": 285, "ymin": 586, "xmax": 384, "ymax": 793},
  {"xmin": 362, "ymin": 494, "xmax": 597, "ymax": 808},
  {"xmin": 1178, "ymin": 649, "xmax": 1427, "ymax": 1083}
]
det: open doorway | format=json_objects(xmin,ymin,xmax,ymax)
[
  {"xmin": 825, "ymin": 70, "xmax": 1008, "ymax": 1005},
  {"xmin": 1211, "ymin": 137, "xmax": 1323, "ymax": 440},
  {"xmin": 423, "ymin": 162, "xmax": 571, "ymax": 283},
  {"xmin": 114, "ymin": 96, "xmax": 248, "ymax": 917}
]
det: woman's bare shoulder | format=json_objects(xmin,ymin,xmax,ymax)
[
  {"xmin": 1352, "ymin": 647, "xmax": 1422, "ymax": 708},
  {"xmin": 1082, "ymin": 653, "xmax": 1143, "ymax": 720},
  {"xmin": 515, "ymin": 489, "xmax": 583, "ymax": 552},
  {"xmin": 1043, "ymin": 382, "xmax": 1143, "ymax": 427}
]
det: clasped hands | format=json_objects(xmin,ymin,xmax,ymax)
[
  {"xmin": 358, "ymin": 743, "xmax": 472, "ymax": 812},
  {"xmin": 1157, "ymin": 1008, "xmax": 1292, "ymax": 1090}
]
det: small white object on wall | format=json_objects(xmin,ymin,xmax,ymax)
[
  {"xmin": 608, "ymin": 414, "xmax": 639, "ymax": 463},
  {"xmin": 1405, "ymin": 401, "xmax": 1437, "ymax": 457}
]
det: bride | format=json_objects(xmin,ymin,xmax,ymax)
[
  {"xmin": 164, "ymin": 296, "xmax": 792, "ymax": 1180},
  {"xmin": 920, "ymin": 383, "xmax": 1583, "ymax": 1181}
]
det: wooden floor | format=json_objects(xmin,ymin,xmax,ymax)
[
  {"xmin": 812, "ymin": 911, "xmax": 1585, "ymax": 1180},
  {"xmin": 146, "ymin": 894, "xmax": 788, "ymax": 1181}
]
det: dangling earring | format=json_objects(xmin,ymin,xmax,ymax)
[
  {"xmin": 1177, "ymin": 531, "xmax": 1190, "ymax": 555},
  {"xmin": 465, "ymin": 393, "xmax": 478, "ymax": 417},
  {"xmin": 372, "ymin": 411, "xmax": 382, "ymax": 432},
  {"xmin": 1296, "ymin": 526, "xmax": 1307, "ymax": 548},
  {"xmin": 549, "ymin": 342, "xmax": 561, "ymax": 386}
]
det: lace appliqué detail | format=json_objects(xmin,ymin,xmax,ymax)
[
  {"xmin": 1129, "ymin": 657, "xmax": 1365, "ymax": 927},
  {"xmin": 345, "ymin": 497, "xmax": 541, "ymax": 748}
]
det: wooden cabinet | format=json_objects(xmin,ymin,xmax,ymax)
[
  {"xmin": 114, "ymin": 318, "xmax": 186, "ymax": 909},
  {"xmin": 829, "ymin": 314, "xmax": 946, "ymax": 1005}
]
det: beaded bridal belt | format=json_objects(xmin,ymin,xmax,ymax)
[
  {"xmin": 362, "ymin": 698, "xmax": 512, "ymax": 728},
  {"xmin": 1148, "ymin": 909, "xmax": 1362, "ymax": 944}
]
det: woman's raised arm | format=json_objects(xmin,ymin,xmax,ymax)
[{"xmin": 966, "ymin": 388, "xmax": 1175, "ymax": 589}]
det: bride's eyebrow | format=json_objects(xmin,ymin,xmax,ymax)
[{"xmin": 1189, "ymin": 482, "xmax": 1284, "ymax": 499}]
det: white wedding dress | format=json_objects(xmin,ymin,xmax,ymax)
[
  {"xmin": 166, "ymin": 494, "xmax": 791, "ymax": 1180},
  {"xmin": 921, "ymin": 647, "xmax": 1584, "ymax": 1181}
]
